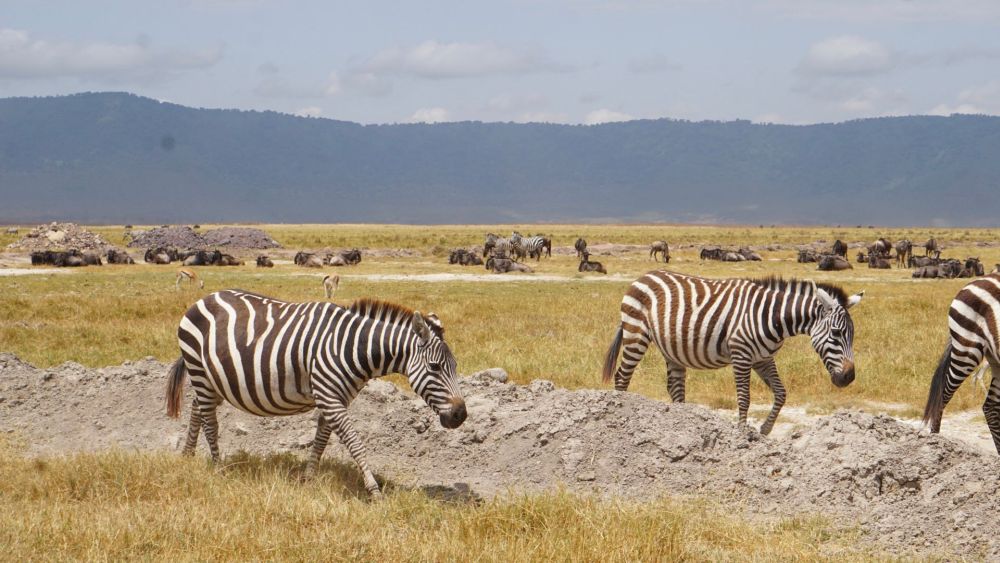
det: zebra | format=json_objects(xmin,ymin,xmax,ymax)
[
  {"xmin": 165, "ymin": 290, "xmax": 468, "ymax": 497},
  {"xmin": 519, "ymin": 235, "xmax": 552, "ymax": 260},
  {"xmin": 923, "ymin": 273, "xmax": 1000, "ymax": 454},
  {"xmin": 488, "ymin": 237, "xmax": 522, "ymax": 261},
  {"xmin": 603, "ymin": 271, "xmax": 863, "ymax": 435}
]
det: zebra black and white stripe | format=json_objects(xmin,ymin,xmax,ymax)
[
  {"xmin": 165, "ymin": 289, "xmax": 467, "ymax": 496},
  {"xmin": 603, "ymin": 271, "xmax": 863, "ymax": 434},
  {"xmin": 923, "ymin": 273, "xmax": 1000, "ymax": 454},
  {"xmin": 518, "ymin": 234, "xmax": 551, "ymax": 260}
]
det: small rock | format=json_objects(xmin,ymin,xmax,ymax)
[
  {"xmin": 469, "ymin": 368, "xmax": 509, "ymax": 383},
  {"xmin": 576, "ymin": 471, "xmax": 596, "ymax": 482},
  {"xmin": 232, "ymin": 423, "xmax": 250, "ymax": 436},
  {"xmin": 528, "ymin": 379, "xmax": 555, "ymax": 393}
]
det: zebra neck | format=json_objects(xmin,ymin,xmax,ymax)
[
  {"xmin": 372, "ymin": 325, "xmax": 417, "ymax": 378},
  {"xmin": 775, "ymin": 289, "xmax": 823, "ymax": 338}
]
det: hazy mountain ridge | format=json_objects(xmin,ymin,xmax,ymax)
[{"xmin": 1, "ymin": 92, "xmax": 998, "ymax": 225}]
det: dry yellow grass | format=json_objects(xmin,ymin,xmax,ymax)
[
  {"xmin": 3, "ymin": 223, "xmax": 997, "ymax": 413},
  {"xmin": 0, "ymin": 437, "xmax": 879, "ymax": 561}
]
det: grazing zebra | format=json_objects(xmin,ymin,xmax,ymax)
[
  {"xmin": 165, "ymin": 290, "xmax": 467, "ymax": 497},
  {"xmin": 923, "ymin": 274, "xmax": 1000, "ymax": 454},
  {"xmin": 603, "ymin": 271, "xmax": 863, "ymax": 434}
]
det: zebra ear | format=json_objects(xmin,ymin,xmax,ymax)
[
  {"xmin": 816, "ymin": 289, "xmax": 838, "ymax": 311},
  {"xmin": 846, "ymin": 291, "xmax": 864, "ymax": 309},
  {"xmin": 412, "ymin": 311, "xmax": 431, "ymax": 344}
]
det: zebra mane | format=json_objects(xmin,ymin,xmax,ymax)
[
  {"xmin": 348, "ymin": 298, "xmax": 444, "ymax": 338},
  {"xmin": 749, "ymin": 276, "xmax": 849, "ymax": 307}
]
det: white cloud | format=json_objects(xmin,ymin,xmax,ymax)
[
  {"xmin": 408, "ymin": 107, "xmax": 451, "ymax": 123},
  {"xmin": 928, "ymin": 80, "xmax": 1000, "ymax": 116},
  {"xmin": 294, "ymin": 106, "xmax": 323, "ymax": 118},
  {"xmin": 797, "ymin": 36, "xmax": 893, "ymax": 76},
  {"xmin": 0, "ymin": 28, "xmax": 220, "ymax": 80},
  {"xmin": 627, "ymin": 53, "xmax": 681, "ymax": 74},
  {"xmin": 584, "ymin": 108, "xmax": 633, "ymax": 124},
  {"xmin": 360, "ymin": 40, "xmax": 571, "ymax": 80}
]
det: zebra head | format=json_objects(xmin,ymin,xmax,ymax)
[
  {"xmin": 810, "ymin": 288, "xmax": 864, "ymax": 388},
  {"xmin": 405, "ymin": 311, "xmax": 467, "ymax": 429}
]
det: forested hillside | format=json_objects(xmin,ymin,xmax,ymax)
[{"xmin": 1, "ymin": 92, "xmax": 997, "ymax": 225}]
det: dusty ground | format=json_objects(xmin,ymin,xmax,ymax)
[{"xmin": 1, "ymin": 353, "xmax": 998, "ymax": 559}]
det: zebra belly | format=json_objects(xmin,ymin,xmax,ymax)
[{"xmin": 193, "ymin": 340, "xmax": 318, "ymax": 417}]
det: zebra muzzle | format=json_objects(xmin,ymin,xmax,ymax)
[
  {"xmin": 832, "ymin": 361, "xmax": 855, "ymax": 387},
  {"xmin": 439, "ymin": 398, "xmax": 467, "ymax": 429}
]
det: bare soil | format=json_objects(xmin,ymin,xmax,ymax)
[{"xmin": 1, "ymin": 354, "xmax": 998, "ymax": 559}]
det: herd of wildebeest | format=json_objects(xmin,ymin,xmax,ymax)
[{"xmin": 18, "ymin": 227, "xmax": 997, "ymax": 280}]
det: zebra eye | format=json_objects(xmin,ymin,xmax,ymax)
[{"xmin": 428, "ymin": 362, "xmax": 442, "ymax": 372}]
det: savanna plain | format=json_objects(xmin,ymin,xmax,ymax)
[{"xmin": 2, "ymin": 223, "xmax": 998, "ymax": 561}]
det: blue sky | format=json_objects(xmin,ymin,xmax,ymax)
[{"xmin": 2, "ymin": 0, "xmax": 999, "ymax": 124}]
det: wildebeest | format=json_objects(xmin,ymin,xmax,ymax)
[
  {"xmin": 856, "ymin": 251, "xmax": 868, "ymax": 263},
  {"xmin": 738, "ymin": 247, "xmax": 761, "ymax": 261},
  {"xmin": 575, "ymin": 238, "xmax": 587, "ymax": 258},
  {"xmin": 913, "ymin": 265, "xmax": 943, "ymax": 279},
  {"xmin": 218, "ymin": 254, "xmax": 243, "ymax": 266},
  {"xmin": 484, "ymin": 233, "xmax": 499, "ymax": 257},
  {"xmin": 31, "ymin": 249, "xmax": 87, "ymax": 267},
  {"xmin": 486, "ymin": 256, "xmax": 534, "ymax": 273},
  {"xmin": 869, "ymin": 237, "xmax": 891, "ymax": 257},
  {"xmin": 650, "ymin": 240, "xmax": 670, "ymax": 263},
  {"xmin": 909, "ymin": 253, "xmax": 939, "ymax": 268},
  {"xmin": 960, "ymin": 257, "xmax": 985, "ymax": 278},
  {"xmin": 106, "ymin": 249, "xmax": 135, "ymax": 264},
  {"xmin": 294, "ymin": 251, "xmax": 323, "ymax": 268},
  {"xmin": 868, "ymin": 253, "xmax": 891, "ymax": 269},
  {"xmin": 721, "ymin": 251, "xmax": 745, "ymax": 262},
  {"xmin": 832, "ymin": 239, "xmax": 847, "ymax": 258},
  {"xmin": 182, "ymin": 250, "xmax": 222, "ymax": 266},
  {"xmin": 797, "ymin": 249, "xmax": 818, "ymax": 263},
  {"xmin": 924, "ymin": 237, "xmax": 939, "ymax": 256},
  {"xmin": 818, "ymin": 255, "xmax": 852, "ymax": 271},
  {"xmin": 895, "ymin": 239, "xmax": 912, "ymax": 268},
  {"xmin": 449, "ymin": 248, "xmax": 483, "ymax": 266},
  {"xmin": 578, "ymin": 251, "xmax": 607, "ymax": 274},
  {"xmin": 82, "ymin": 251, "xmax": 103, "ymax": 266},
  {"xmin": 256, "ymin": 255, "xmax": 274, "ymax": 268},
  {"xmin": 145, "ymin": 247, "xmax": 179, "ymax": 265},
  {"xmin": 326, "ymin": 249, "xmax": 362, "ymax": 267},
  {"xmin": 700, "ymin": 246, "xmax": 723, "ymax": 261}
]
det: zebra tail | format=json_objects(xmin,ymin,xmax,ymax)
[
  {"xmin": 921, "ymin": 341, "xmax": 953, "ymax": 432},
  {"xmin": 602, "ymin": 326, "xmax": 623, "ymax": 384},
  {"xmin": 166, "ymin": 357, "xmax": 188, "ymax": 419}
]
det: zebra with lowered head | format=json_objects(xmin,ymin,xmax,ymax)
[
  {"xmin": 166, "ymin": 290, "xmax": 467, "ymax": 497},
  {"xmin": 923, "ymin": 273, "xmax": 1000, "ymax": 454},
  {"xmin": 603, "ymin": 271, "xmax": 863, "ymax": 434}
]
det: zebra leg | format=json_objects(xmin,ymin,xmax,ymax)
[
  {"xmin": 194, "ymin": 396, "xmax": 222, "ymax": 463},
  {"xmin": 614, "ymin": 331, "xmax": 650, "ymax": 392},
  {"xmin": 181, "ymin": 398, "xmax": 202, "ymax": 456},
  {"xmin": 731, "ymin": 358, "xmax": 753, "ymax": 427},
  {"xmin": 322, "ymin": 403, "xmax": 383, "ymax": 497},
  {"xmin": 303, "ymin": 414, "xmax": 334, "ymax": 480},
  {"xmin": 984, "ymin": 362, "xmax": 1000, "ymax": 455},
  {"xmin": 753, "ymin": 358, "xmax": 786, "ymax": 436},
  {"xmin": 666, "ymin": 363, "xmax": 686, "ymax": 402}
]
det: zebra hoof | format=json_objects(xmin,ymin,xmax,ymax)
[{"xmin": 759, "ymin": 423, "xmax": 774, "ymax": 436}]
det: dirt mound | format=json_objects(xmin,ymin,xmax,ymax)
[
  {"xmin": 1, "ymin": 353, "xmax": 998, "ymax": 558},
  {"xmin": 6, "ymin": 222, "xmax": 113, "ymax": 252},
  {"xmin": 128, "ymin": 226, "xmax": 280, "ymax": 250},
  {"xmin": 200, "ymin": 227, "xmax": 281, "ymax": 249},
  {"xmin": 127, "ymin": 226, "xmax": 203, "ymax": 249}
]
